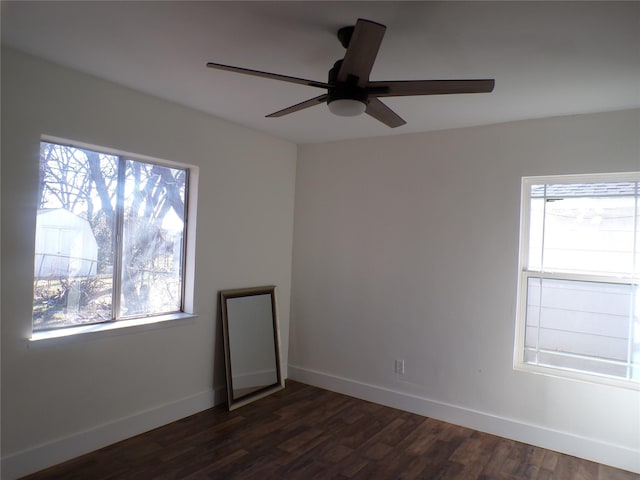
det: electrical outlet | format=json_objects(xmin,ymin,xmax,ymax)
[{"xmin": 394, "ymin": 359, "xmax": 405, "ymax": 375}]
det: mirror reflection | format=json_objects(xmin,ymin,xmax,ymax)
[{"xmin": 220, "ymin": 286, "xmax": 284, "ymax": 410}]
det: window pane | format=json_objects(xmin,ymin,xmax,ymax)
[
  {"xmin": 524, "ymin": 278, "xmax": 638, "ymax": 379},
  {"xmin": 524, "ymin": 277, "xmax": 541, "ymax": 350},
  {"xmin": 541, "ymin": 194, "xmax": 635, "ymax": 275},
  {"xmin": 120, "ymin": 160, "xmax": 186, "ymax": 317},
  {"xmin": 33, "ymin": 143, "xmax": 117, "ymax": 330},
  {"xmin": 527, "ymin": 195, "xmax": 544, "ymax": 271},
  {"xmin": 634, "ymin": 286, "xmax": 640, "ymax": 381},
  {"xmin": 636, "ymin": 195, "xmax": 640, "ymax": 277}
]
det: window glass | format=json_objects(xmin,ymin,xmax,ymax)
[
  {"xmin": 525, "ymin": 278, "xmax": 635, "ymax": 379},
  {"xmin": 636, "ymin": 195, "xmax": 640, "ymax": 277},
  {"xmin": 529, "ymin": 183, "xmax": 636, "ymax": 276},
  {"xmin": 120, "ymin": 160, "xmax": 186, "ymax": 317},
  {"xmin": 527, "ymin": 194, "xmax": 544, "ymax": 271},
  {"xmin": 33, "ymin": 144, "xmax": 118, "ymax": 329}
]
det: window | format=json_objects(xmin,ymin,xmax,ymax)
[
  {"xmin": 33, "ymin": 140, "xmax": 191, "ymax": 333},
  {"xmin": 515, "ymin": 172, "xmax": 640, "ymax": 388}
]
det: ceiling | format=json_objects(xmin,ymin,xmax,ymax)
[{"xmin": 2, "ymin": 1, "xmax": 639, "ymax": 144}]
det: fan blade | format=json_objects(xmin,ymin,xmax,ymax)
[
  {"xmin": 207, "ymin": 62, "xmax": 330, "ymax": 89},
  {"xmin": 337, "ymin": 19, "xmax": 386, "ymax": 87},
  {"xmin": 365, "ymin": 98, "xmax": 406, "ymax": 128},
  {"xmin": 266, "ymin": 94, "xmax": 329, "ymax": 117},
  {"xmin": 369, "ymin": 79, "xmax": 495, "ymax": 97}
]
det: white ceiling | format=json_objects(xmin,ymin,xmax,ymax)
[{"xmin": 2, "ymin": 1, "xmax": 639, "ymax": 144}]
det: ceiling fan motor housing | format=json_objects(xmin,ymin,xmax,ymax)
[
  {"xmin": 337, "ymin": 26, "xmax": 355, "ymax": 49},
  {"xmin": 327, "ymin": 60, "xmax": 368, "ymax": 106}
]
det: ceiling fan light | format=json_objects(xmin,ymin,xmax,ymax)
[{"xmin": 328, "ymin": 98, "xmax": 367, "ymax": 117}]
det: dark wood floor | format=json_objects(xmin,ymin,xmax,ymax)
[{"xmin": 22, "ymin": 380, "xmax": 638, "ymax": 480}]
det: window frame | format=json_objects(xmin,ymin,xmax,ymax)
[
  {"xmin": 30, "ymin": 136, "xmax": 198, "ymax": 342},
  {"xmin": 514, "ymin": 171, "xmax": 640, "ymax": 390}
]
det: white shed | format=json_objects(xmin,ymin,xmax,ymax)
[{"xmin": 34, "ymin": 209, "xmax": 98, "ymax": 279}]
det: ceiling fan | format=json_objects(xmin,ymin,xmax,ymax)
[{"xmin": 207, "ymin": 18, "xmax": 494, "ymax": 128}]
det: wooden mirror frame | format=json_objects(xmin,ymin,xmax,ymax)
[{"xmin": 220, "ymin": 285, "xmax": 285, "ymax": 411}]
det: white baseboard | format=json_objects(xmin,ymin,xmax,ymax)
[
  {"xmin": 288, "ymin": 365, "xmax": 640, "ymax": 474},
  {"xmin": 1, "ymin": 386, "xmax": 226, "ymax": 480}
]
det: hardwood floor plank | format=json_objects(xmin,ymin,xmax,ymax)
[
  {"xmin": 20, "ymin": 381, "xmax": 639, "ymax": 480},
  {"xmin": 449, "ymin": 434, "xmax": 497, "ymax": 478}
]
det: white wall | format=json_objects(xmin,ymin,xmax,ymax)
[
  {"xmin": 290, "ymin": 109, "xmax": 640, "ymax": 472},
  {"xmin": 1, "ymin": 48, "xmax": 296, "ymax": 478}
]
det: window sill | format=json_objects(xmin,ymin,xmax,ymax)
[
  {"xmin": 29, "ymin": 312, "xmax": 198, "ymax": 346},
  {"xmin": 514, "ymin": 361, "xmax": 640, "ymax": 391}
]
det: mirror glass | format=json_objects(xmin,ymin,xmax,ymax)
[{"xmin": 220, "ymin": 285, "xmax": 284, "ymax": 410}]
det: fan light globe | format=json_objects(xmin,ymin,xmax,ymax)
[{"xmin": 328, "ymin": 99, "xmax": 367, "ymax": 117}]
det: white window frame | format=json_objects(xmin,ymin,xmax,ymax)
[
  {"xmin": 30, "ymin": 136, "xmax": 199, "ymax": 343},
  {"xmin": 514, "ymin": 171, "xmax": 640, "ymax": 390}
]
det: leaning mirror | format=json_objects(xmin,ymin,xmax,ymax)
[{"xmin": 220, "ymin": 285, "xmax": 284, "ymax": 410}]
